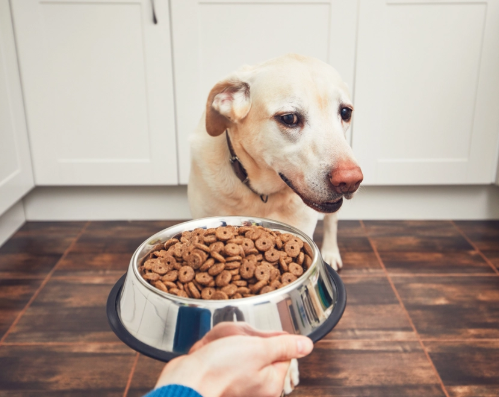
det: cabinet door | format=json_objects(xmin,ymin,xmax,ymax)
[
  {"xmin": 0, "ymin": 0, "xmax": 34, "ymax": 216},
  {"xmin": 171, "ymin": 0, "xmax": 358, "ymax": 184},
  {"xmin": 353, "ymin": 0, "xmax": 499, "ymax": 185},
  {"xmin": 11, "ymin": 0, "xmax": 178, "ymax": 185}
]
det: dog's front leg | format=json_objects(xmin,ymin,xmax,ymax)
[{"xmin": 321, "ymin": 212, "xmax": 343, "ymax": 271}]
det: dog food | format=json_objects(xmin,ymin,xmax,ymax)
[{"xmin": 139, "ymin": 225, "xmax": 314, "ymax": 300}]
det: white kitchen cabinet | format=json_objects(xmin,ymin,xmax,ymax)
[
  {"xmin": 170, "ymin": 0, "xmax": 358, "ymax": 184},
  {"xmin": 0, "ymin": 0, "xmax": 34, "ymax": 216},
  {"xmin": 352, "ymin": 0, "xmax": 499, "ymax": 185},
  {"xmin": 11, "ymin": 0, "xmax": 178, "ymax": 185}
]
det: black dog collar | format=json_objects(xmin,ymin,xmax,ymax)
[{"xmin": 226, "ymin": 130, "xmax": 268, "ymax": 203}]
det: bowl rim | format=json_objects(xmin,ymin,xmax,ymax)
[{"xmin": 130, "ymin": 216, "xmax": 325, "ymax": 305}]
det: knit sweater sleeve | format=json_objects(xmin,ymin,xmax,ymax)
[{"xmin": 143, "ymin": 384, "xmax": 203, "ymax": 397}]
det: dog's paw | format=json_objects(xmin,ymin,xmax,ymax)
[
  {"xmin": 283, "ymin": 359, "xmax": 299, "ymax": 395},
  {"xmin": 321, "ymin": 247, "xmax": 343, "ymax": 271}
]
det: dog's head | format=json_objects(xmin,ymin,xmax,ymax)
[{"xmin": 205, "ymin": 54, "xmax": 363, "ymax": 213}]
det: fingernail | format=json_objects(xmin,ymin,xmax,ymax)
[{"xmin": 297, "ymin": 338, "xmax": 312, "ymax": 355}]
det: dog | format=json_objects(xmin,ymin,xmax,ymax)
[{"xmin": 187, "ymin": 54, "xmax": 363, "ymax": 394}]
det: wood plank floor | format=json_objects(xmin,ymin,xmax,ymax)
[{"xmin": 0, "ymin": 220, "xmax": 498, "ymax": 397}]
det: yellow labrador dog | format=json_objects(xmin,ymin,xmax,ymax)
[
  {"xmin": 188, "ymin": 54, "xmax": 362, "ymax": 394},
  {"xmin": 188, "ymin": 53, "xmax": 362, "ymax": 270}
]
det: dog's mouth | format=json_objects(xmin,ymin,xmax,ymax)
[{"xmin": 279, "ymin": 173, "xmax": 343, "ymax": 213}]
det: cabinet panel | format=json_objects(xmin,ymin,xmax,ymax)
[
  {"xmin": 11, "ymin": 0, "xmax": 178, "ymax": 185},
  {"xmin": 171, "ymin": 0, "xmax": 358, "ymax": 184},
  {"xmin": 0, "ymin": 0, "xmax": 34, "ymax": 215},
  {"xmin": 353, "ymin": 0, "xmax": 499, "ymax": 184}
]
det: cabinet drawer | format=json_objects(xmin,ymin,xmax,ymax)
[
  {"xmin": 352, "ymin": 0, "xmax": 499, "ymax": 184},
  {"xmin": 11, "ymin": 0, "xmax": 178, "ymax": 185},
  {"xmin": 0, "ymin": 0, "xmax": 34, "ymax": 215}
]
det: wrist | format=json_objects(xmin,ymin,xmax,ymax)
[{"xmin": 157, "ymin": 356, "xmax": 227, "ymax": 397}]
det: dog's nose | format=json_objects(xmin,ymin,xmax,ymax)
[{"xmin": 330, "ymin": 163, "xmax": 363, "ymax": 194}]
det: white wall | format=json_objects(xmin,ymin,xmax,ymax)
[{"xmin": 22, "ymin": 185, "xmax": 499, "ymax": 221}]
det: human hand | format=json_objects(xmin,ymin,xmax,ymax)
[{"xmin": 155, "ymin": 324, "xmax": 313, "ymax": 397}]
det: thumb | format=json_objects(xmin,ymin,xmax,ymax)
[
  {"xmin": 261, "ymin": 335, "xmax": 313, "ymax": 364},
  {"xmin": 189, "ymin": 322, "xmax": 288, "ymax": 353}
]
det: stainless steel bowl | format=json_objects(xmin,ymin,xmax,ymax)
[{"xmin": 107, "ymin": 216, "xmax": 346, "ymax": 361}]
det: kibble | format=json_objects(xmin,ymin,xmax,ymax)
[{"xmin": 139, "ymin": 225, "xmax": 312, "ymax": 300}]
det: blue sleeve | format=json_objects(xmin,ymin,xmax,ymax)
[{"xmin": 144, "ymin": 384, "xmax": 203, "ymax": 397}]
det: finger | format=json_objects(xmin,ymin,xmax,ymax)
[
  {"xmin": 188, "ymin": 339, "xmax": 205, "ymax": 354},
  {"xmin": 257, "ymin": 361, "xmax": 293, "ymax": 397},
  {"xmin": 271, "ymin": 361, "xmax": 291, "ymax": 382},
  {"xmin": 189, "ymin": 322, "xmax": 287, "ymax": 353},
  {"xmin": 272, "ymin": 360, "xmax": 292, "ymax": 379},
  {"xmin": 234, "ymin": 323, "xmax": 288, "ymax": 338},
  {"xmin": 189, "ymin": 323, "xmax": 242, "ymax": 353},
  {"xmin": 274, "ymin": 361, "xmax": 294, "ymax": 393},
  {"xmin": 210, "ymin": 322, "xmax": 287, "ymax": 339},
  {"xmin": 261, "ymin": 335, "xmax": 313, "ymax": 364}
]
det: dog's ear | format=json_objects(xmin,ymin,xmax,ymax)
[{"xmin": 205, "ymin": 79, "xmax": 251, "ymax": 137}]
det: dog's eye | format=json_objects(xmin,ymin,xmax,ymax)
[
  {"xmin": 280, "ymin": 113, "xmax": 299, "ymax": 127},
  {"xmin": 340, "ymin": 107, "xmax": 352, "ymax": 122}
]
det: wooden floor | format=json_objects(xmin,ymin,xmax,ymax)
[{"xmin": 0, "ymin": 220, "xmax": 498, "ymax": 397}]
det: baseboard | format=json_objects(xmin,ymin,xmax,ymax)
[
  {"xmin": 0, "ymin": 201, "xmax": 26, "ymax": 247},
  {"xmin": 336, "ymin": 185, "xmax": 499, "ymax": 220},
  {"xmin": 23, "ymin": 186, "xmax": 192, "ymax": 221},
  {"xmin": 22, "ymin": 185, "xmax": 499, "ymax": 221}
]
